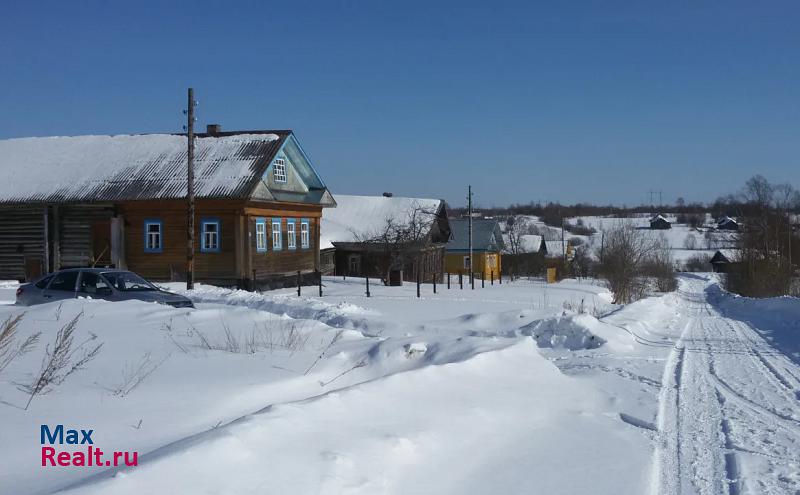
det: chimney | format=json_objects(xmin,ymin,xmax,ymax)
[
  {"xmin": 382, "ymin": 192, "xmax": 393, "ymax": 198},
  {"xmin": 206, "ymin": 124, "xmax": 222, "ymax": 135}
]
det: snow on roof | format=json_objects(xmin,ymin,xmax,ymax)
[
  {"xmin": 320, "ymin": 194, "xmax": 443, "ymax": 249},
  {"xmin": 0, "ymin": 132, "xmax": 287, "ymax": 203},
  {"xmin": 649, "ymin": 214, "xmax": 670, "ymax": 223},
  {"xmin": 544, "ymin": 240, "xmax": 568, "ymax": 258},
  {"xmin": 502, "ymin": 234, "xmax": 543, "ymax": 254}
]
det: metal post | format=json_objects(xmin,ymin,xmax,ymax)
[
  {"xmin": 491, "ymin": 270, "xmax": 494, "ymax": 285},
  {"xmin": 481, "ymin": 272, "xmax": 485, "ymax": 288},
  {"xmin": 447, "ymin": 272, "xmax": 450, "ymax": 289},
  {"xmin": 365, "ymin": 275, "xmax": 370, "ymax": 297},
  {"xmin": 416, "ymin": 271, "xmax": 420, "ymax": 298},
  {"xmin": 433, "ymin": 273, "xmax": 437, "ymax": 294},
  {"xmin": 459, "ymin": 271, "xmax": 463, "ymax": 289},
  {"xmin": 318, "ymin": 270, "xmax": 323, "ymax": 297},
  {"xmin": 471, "ymin": 271, "xmax": 475, "ymax": 290},
  {"xmin": 186, "ymin": 88, "xmax": 196, "ymax": 290},
  {"xmin": 297, "ymin": 270, "xmax": 301, "ymax": 297},
  {"xmin": 468, "ymin": 185, "xmax": 473, "ymax": 287},
  {"xmin": 500, "ymin": 270, "xmax": 503, "ymax": 284}
]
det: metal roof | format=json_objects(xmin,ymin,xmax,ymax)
[
  {"xmin": 447, "ymin": 218, "xmax": 505, "ymax": 252},
  {"xmin": 0, "ymin": 130, "xmax": 330, "ymax": 204}
]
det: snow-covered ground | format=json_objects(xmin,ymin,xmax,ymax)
[{"xmin": 0, "ymin": 274, "xmax": 798, "ymax": 494}]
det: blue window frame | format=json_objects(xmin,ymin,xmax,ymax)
[
  {"xmin": 287, "ymin": 219, "xmax": 297, "ymax": 250},
  {"xmin": 271, "ymin": 218, "xmax": 282, "ymax": 251},
  {"xmin": 300, "ymin": 218, "xmax": 310, "ymax": 249},
  {"xmin": 144, "ymin": 219, "xmax": 163, "ymax": 253},
  {"xmin": 201, "ymin": 218, "xmax": 221, "ymax": 253},
  {"xmin": 255, "ymin": 217, "xmax": 267, "ymax": 252}
]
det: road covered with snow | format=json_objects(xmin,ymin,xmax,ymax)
[{"xmin": 0, "ymin": 275, "xmax": 798, "ymax": 494}]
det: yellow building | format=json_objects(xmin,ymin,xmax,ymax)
[{"xmin": 444, "ymin": 218, "xmax": 504, "ymax": 277}]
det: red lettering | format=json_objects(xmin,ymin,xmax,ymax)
[
  {"xmin": 41, "ymin": 447, "xmax": 55, "ymax": 466},
  {"xmin": 73, "ymin": 451, "xmax": 85, "ymax": 466},
  {"xmin": 94, "ymin": 447, "xmax": 103, "ymax": 466},
  {"xmin": 124, "ymin": 451, "xmax": 138, "ymax": 467},
  {"xmin": 57, "ymin": 452, "xmax": 71, "ymax": 466},
  {"xmin": 114, "ymin": 451, "xmax": 122, "ymax": 466}
]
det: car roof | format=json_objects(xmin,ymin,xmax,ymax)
[{"xmin": 50, "ymin": 267, "xmax": 131, "ymax": 274}]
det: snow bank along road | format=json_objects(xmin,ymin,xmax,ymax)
[{"xmin": 650, "ymin": 276, "xmax": 800, "ymax": 495}]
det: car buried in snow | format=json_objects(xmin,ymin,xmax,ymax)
[{"xmin": 15, "ymin": 268, "xmax": 194, "ymax": 308}]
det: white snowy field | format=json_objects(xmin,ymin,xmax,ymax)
[{"xmin": 0, "ymin": 275, "xmax": 798, "ymax": 494}]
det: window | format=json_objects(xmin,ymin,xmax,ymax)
[
  {"xmin": 271, "ymin": 218, "xmax": 282, "ymax": 250},
  {"xmin": 463, "ymin": 256, "xmax": 471, "ymax": 270},
  {"xmin": 287, "ymin": 219, "xmax": 296, "ymax": 250},
  {"xmin": 48, "ymin": 271, "xmax": 79, "ymax": 292},
  {"xmin": 144, "ymin": 219, "xmax": 162, "ymax": 253},
  {"xmin": 255, "ymin": 218, "xmax": 267, "ymax": 252},
  {"xmin": 300, "ymin": 219, "xmax": 310, "ymax": 249},
  {"xmin": 201, "ymin": 219, "xmax": 220, "ymax": 253},
  {"xmin": 349, "ymin": 255, "xmax": 360, "ymax": 275},
  {"xmin": 78, "ymin": 272, "xmax": 112, "ymax": 295},
  {"xmin": 273, "ymin": 158, "xmax": 287, "ymax": 182},
  {"xmin": 35, "ymin": 275, "xmax": 54, "ymax": 289},
  {"xmin": 102, "ymin": 271, "xmax": 157, "ymax": 291}
]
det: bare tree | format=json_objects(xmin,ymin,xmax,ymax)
[
  {"xmin": 596, "ymin": 223, "xmax": 674, "ymax": 303},
  {"xmin": 351, "ymin": 203, "xmax": 439, "ymax": 285}
]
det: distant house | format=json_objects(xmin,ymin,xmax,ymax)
[
  {"xmin": 709, "ymin": 249, "xmax": 739, "ymax": 273},
  {"xmin": 320, "ymin": 194, "xmax": 450, "ymax": 284},
  {"xmin": 0, "ymin": 126, "xmax": 335, "ymax": 288},
  {"xmin": 445, "ymin": 218, "xmax": 505, "ymax": 276},
  {"xmin": 542, "ymin": 240, "xmax": 572, "ymax": 259},
  {"xmin": 716, "ymin": 216, "xmax": 739, "ymax": 231},
  {"xmin": 649, "ymin": 215, "xmax": 672, "ymax": 230}
]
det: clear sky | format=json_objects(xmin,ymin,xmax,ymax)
[{"xmin": 1, "ymin": 1, "xmax": 798, "ymax": 208}]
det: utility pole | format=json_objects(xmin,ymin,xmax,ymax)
[
  {"xmin": 186, "ymin": 88, "xmax": 196, "ymax": 290},
  {"xmin": 468, "ymin": 185, "xmax": 473, "ymax": 288}
]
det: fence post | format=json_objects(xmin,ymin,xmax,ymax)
[
  {"xmin": 471, "ymin": 272, "xmax": 475, "ymax": 290},
  {"xmin": 459, "ymin": 271, "xmax": 463, "ymax": 289},
  {"xmin": 318, "ymin": 271, "xmax": 323, "ymax": 297},
  {"xmin": 433, "ymin": 273, "xmax": 437, "ymax": 294},
  {"xmin": 416, "ymin": 271, "xmax": 421, "ymax": 298},
  {"xmin": 447, "ymin": 272, "xmax": 450, "ymax": 289},
  {"xmin": 500, "ymin": 270, "xmax": 503, "ymax": 284},
  {"xmin": 297, "ymin": 270, "xmax": 301, "ymax": 297},
  {"xmin": 491, "ymin": 270, "xmax": 494, "ymax": 285},
  {"xmin": 365, "ymin": 275, "xmax": 370, "ymax": 298},
  {"xmin": 481, "ymin": 272, "xmax": 485, "ymax": 288}
]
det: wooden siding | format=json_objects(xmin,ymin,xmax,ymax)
[
  {"xmin": 58, "ymin": 205, "xmax": 115, "ymax": 268},
  {"xmin": 118, "ymin": 199, "xmax": 323, "ymax": 286},
  {"xmin": 444, "ymin": 251, "xmax": 502, "ymax": 277},
  {"xmin": 0, "ymin": 205, "xmax": 45, "ymax": 280}
]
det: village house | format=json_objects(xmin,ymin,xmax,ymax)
[
  {"xmin": 649, "ymin": 214, "xmax": 672, "ymax": 230},
  {"xmin": 319, "ymin": 194, "xmax": 450, "ymax": 284},
  {"xmin": 716, "ymin": 216, "xmax": 739, "ymax": 231},
  {"xmin": 0, "ymin": 126, "xmax": 335, "ymax": 288},
  {"xmin": 709, "ymin": 249, "xmax": 739, "ymax": 273},
  {"xmin": 444, "ymin": 218, "xmax": 504, "ymax": 277}
]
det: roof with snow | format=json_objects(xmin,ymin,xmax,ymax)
[
  {"xmin": 320, "ymin": 194, "xmax": 447, "ymax": 250},
  {"xmin": 447, "ymin": 219, "xmax": 505, "ymax": 252},
  {"xmin": 0, "ymin": 131, "xmax": 334, "ymax": 205},
  {"xmin": 502, "ymin": 234, "xmax": 544, "ymax": 254}
]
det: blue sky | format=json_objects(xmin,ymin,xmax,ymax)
[{"xmin": 1, "ymin": 1, "xmax": 798, "ymax": 207}]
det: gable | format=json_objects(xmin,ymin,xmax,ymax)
[{"xmin": 252, "ymin": 134, "xmax": 334, "ymax": 205}]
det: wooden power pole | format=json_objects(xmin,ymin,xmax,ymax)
[
  {"xmin": 468, "ymin": 185, "xmax": 473, "ymax": 288},
  {"xmin": 186, "ymin": 88, "xmax": 196, "ymax": 290}
]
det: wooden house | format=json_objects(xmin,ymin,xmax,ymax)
[
  {"xmin": 709, "ymin": 249, "xmax": 739, "ymax": 273},
  {"xmin": 0, "ymin": 126, "xmax": 335, "ymax": 288},
  {"xmin": 320, "ymin": 194, "xmax": 450, "ymax": 284},
  {"xmin": 445, "ymin": 218, "xmax": 504, "ymax": 277},
  {"xmin": 649, "ymin": 214, "xmax": 672, "ymax": 230},
  {"xmin": 716, "ymin": 216, "xmax": 739, "ymax": 231}
]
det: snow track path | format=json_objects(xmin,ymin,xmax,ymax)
[{"xmin": 651, "ymin": 277, "xmax": 800, "ymax": 495}]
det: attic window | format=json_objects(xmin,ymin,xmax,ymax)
[{"xmin": 274, "ymin": 158, "xmax": 287, "ymax": 183}]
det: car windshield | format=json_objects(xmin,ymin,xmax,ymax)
[{"xmin": 101, "ymin": 271, "xmax": 158, "ymax": 291}]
